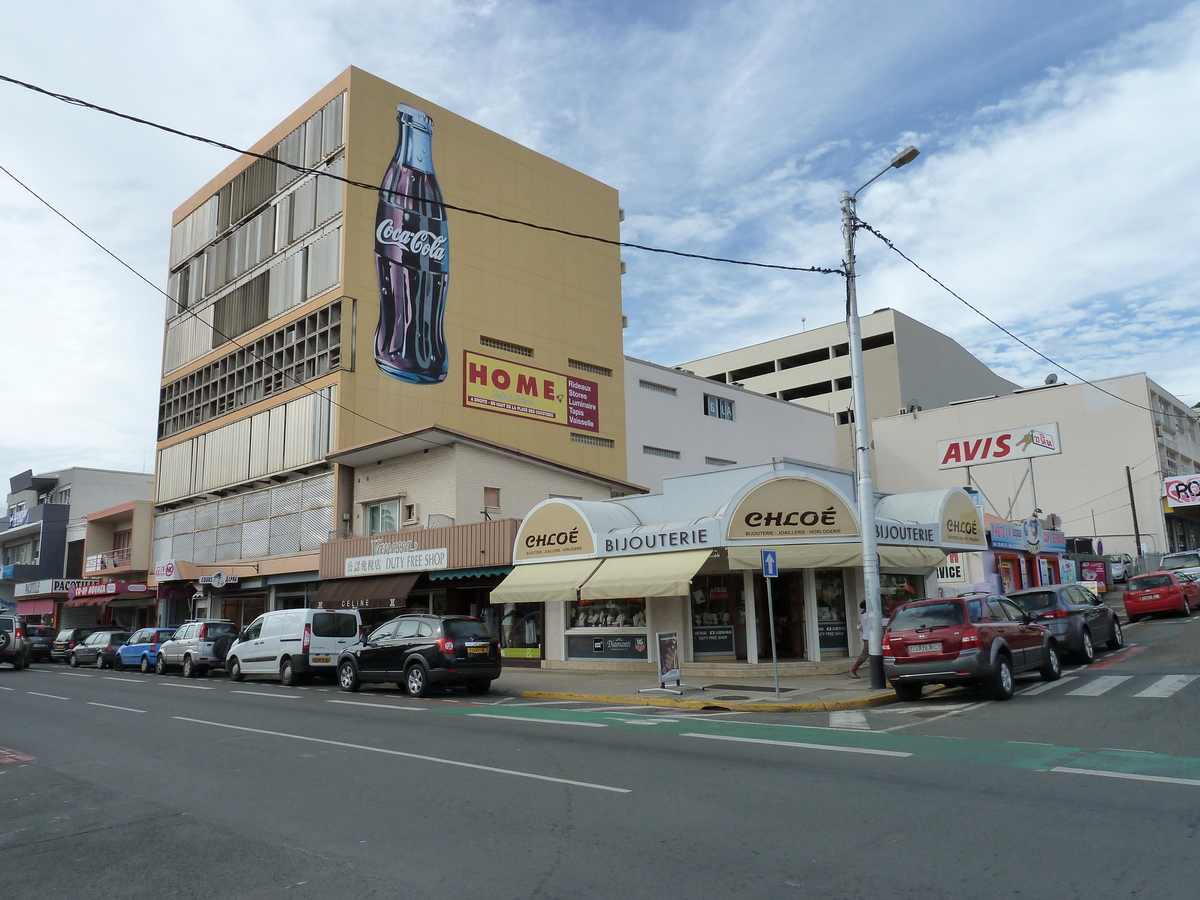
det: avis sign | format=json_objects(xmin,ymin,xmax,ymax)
[{"xmin": 937, "ymin": 423, "xmax": 1062, "ymax": 470}]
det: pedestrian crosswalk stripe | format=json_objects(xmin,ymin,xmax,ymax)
[
  {"xmin": 1066, "ymin": 676, "xmax": 1132, "ymax": 696},
  {"xmin": 1133, "ymin": 675, "xmax": 1199, "ymax": 698},
  {"xmin": 1020, "ymin": 676, "xmax": 1079, "ymax": 696},
  {"xmin": 829, "ymin": 710, "xmax": 870, "ymax": 730}
]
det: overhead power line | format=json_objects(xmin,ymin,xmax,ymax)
[
  {"xmin": 856, "ymin": 219, "xmax": 1199, "ymax": 423},
  {"xmin": 0, "ymin": 73, "xmax": 842, "ymax": 276}
]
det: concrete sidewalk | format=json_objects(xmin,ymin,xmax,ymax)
[{"xmin": 488, "ymin": 665, "xmax": 898, "ymax": 712}]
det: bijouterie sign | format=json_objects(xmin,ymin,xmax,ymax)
[{"xmin": 937, "ymin": 423, "xmax": 1062, "ymax": 470}]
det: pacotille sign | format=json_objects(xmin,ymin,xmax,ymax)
[
  {"xmin": 937, "ymin": 423, "xmax": 1062, "ymax": 470},
  {"xmin": 463, "ymin": 351, "xmax": 599, "ymax": 432}
]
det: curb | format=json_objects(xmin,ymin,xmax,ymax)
[{"xmin": 515, "ymin": 688, "xmax": 900, "ymax": 712}]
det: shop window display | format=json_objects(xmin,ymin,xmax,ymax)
[
  {"xmin": 568, "ymin": 597, "xmax": 646, "ymax": 628},
  {"xmin": 880, "ymin": 574, "xmax": 923, "ymax": 615},
  {"xmin": 815, "ymin": 569, "xmax": 848, "ymax": 655},
  {"xmin": 690, "ymin": 575, "xmax": 743, "ymax": 657}
]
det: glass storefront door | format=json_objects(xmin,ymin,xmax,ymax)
[
  {"xmin": 755, "ymin": 572, "xmax": 806, "ymax": 660},
  {"xmin": 689, "ymin": 574, "xmax": 745, "ymax": 659}
]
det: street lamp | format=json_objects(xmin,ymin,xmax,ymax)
[{"xmin": 841, "ymin": 145, "xmax": 920, "ymax": 689}]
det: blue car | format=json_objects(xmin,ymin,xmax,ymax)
[{"xmin": 115, "ymin": 626, "xmax": 179, "ymax": 673}]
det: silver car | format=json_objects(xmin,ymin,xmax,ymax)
[
  {"xmin": 0, "ymin": 615, "xmax": 30, "ymax": 669},
  {"xmin": 155, "ymin": 619, "xmax": 239, "ymax": 678},
  {"xmin": 1106, "ymin": 554, "xmax": 1135, "ymax": 582}
]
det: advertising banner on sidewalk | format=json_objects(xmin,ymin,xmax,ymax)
[{"xmin": 657, "ymin": 631, "xmax": 681, "ymax": 682}]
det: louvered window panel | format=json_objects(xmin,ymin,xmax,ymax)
[
  {"xmin": 269, "ymin": 513, "xmax": 301, "ymax": 556},
  {"xmin": 172, "ymin": 533, "xmax": 194, "ymax": 561},
  {"xmin": 174, "ymin": 507, "xmax": 195, "ymax": 535},
  {"xmin": 152, "ymin": 537, "xmax": 171, "ymax": 561},
  {"xmin": 216, "ymin": 524, "xmax": 241, "ymax": 561},
  {"xmin": 301, "ymin": 474, "xmax": 334, "ymax": 510},
  {"xmin": 218, "ymin": 496, "xmax": 244, "ymax": 526},
  {"xmin": 243, "ymin": 489, "xmax": 272, "ymax": 521},
  {"xmin": 194, "ymin": 501, "xmax": 218, "ymax": 531},
  {"xmin": 153, "ymin": 512, "xmax": 175, "ymax": 539},
  {"xmin": 242, "ymin": 520, "xmax": 270, "ymax": 558},
  {"xmin": 300, "ymin": 507, "xmax": 332, "ymax": 551},
  {"xmin": 271, "ymin": 481, "xmax": 303, "ymax": 516},
  {"xmin": 315, "ymin": 158, "xmax": 344, "ymax": 225},
  {"xmin": 306, "ymin": 228, "xmax": 340, "ymax": 299},
  {"xmin": 192, "ymin": 529, "xmax": 217, "ymax": 564}
]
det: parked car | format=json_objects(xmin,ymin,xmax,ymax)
[
  {"xmin": 114, "ymin": 627, "xmax": 180, "ymax": 673},
  {"xmin": 52, "ymin": 627, "xmax": 96, "ymax": 663},
  {"xmin": 69, "ymin": 630, "xmax": 131, "ymax": 668},
  {"xmin": 226, "ymin": 607, "xmax": 362, "ymax": 686},
  {"xmin": 1159, "ymin": 550, "xmax": 1200, "ymax": 580},
  {"xmin": 1123, "ymin": 571, "xmax": 1200, "ymax": 622},
  {"xmin": 0, "ymin": 615, "xmax": 30, "ymax": 669},
  {"xmin": 883, "ymin": 593, "xmax": 1061, "ymax": 701},
  {"xmin": 155, "ymin": 619, "xmax": 239, "ymax": 678},
  {"xmin": 1106, "ymin": 554, "xmax": 1136, "ymax": 582},
  {"xmin": 23, "ymin": 624, "xmax": 56, "ymax": 662},
  {"xmin": 336, "ymin": 614, "xmax": 502, "ymax": 697},
  {"xmin": 1005, "ymin": 583, "xmax": 1123, "ymax": 663}
]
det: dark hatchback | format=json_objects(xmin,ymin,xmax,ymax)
[
  {"xmin": 24, "ymin": 624, "xmax": 56, "ymax": 662},
  {"xmin": 337, "ymin": 614, "xmax": 501, "ymax": 697},
  {"xmin": 52, "ymin": 627, "xmax": 96, "ymax": 662},
  {"xmin": 1005, "ymin": 584, "xmax": 1123, "ymax": 663}
]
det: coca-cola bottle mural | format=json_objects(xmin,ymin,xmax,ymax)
[{"xmin": 374, "ymin": 104, "xmax": 449, "ymax": 383}]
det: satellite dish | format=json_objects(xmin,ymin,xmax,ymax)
[{"xmin": 1044, "ymin": 374, "xmax": 1059, "ymax": 385}]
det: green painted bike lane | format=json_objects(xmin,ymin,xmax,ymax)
[{"xmin": 430, "ymin": 703, "xmax": 1200, "ymax": 785}]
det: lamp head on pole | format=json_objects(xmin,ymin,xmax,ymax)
[{"xmin": 890, "ymin": 145, "xmax": 920, "ymax": 168}]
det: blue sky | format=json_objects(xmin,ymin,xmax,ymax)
[{"xmin": 1, "ymin": 0, "xmax": 1198, "ymax": 479}]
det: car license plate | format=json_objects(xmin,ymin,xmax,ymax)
[
  {"xmin": 467, "ymin": 645, "xmax": 487, "ymax": 655},
  {"xmin": 310, "ymin": 656, "xmax": 331, "ymax": 664},
  {"xmin": 1142, "ymin": 593, "xmax": 1160, "ymax": 600},
  {"xmin": 908, "ymin": 642, "xmax": 941, "ymax": 653}
]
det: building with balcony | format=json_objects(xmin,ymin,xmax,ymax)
[
  {"xmin": 61, "ymin": 500, "xmax": 157, "ymax": 630},
  {"xmin": 679, "ymin": 308, "xmax": 1019, "ymax": 469}
]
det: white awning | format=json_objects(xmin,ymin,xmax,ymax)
[
  {"xmin": 579, "ymin": 549, "xmax": 713, "ymax": 600},
  {"xmin": 727, "ymin": 544, "xmax": 945, "ymax": 570},
  {"xmin": 489, "ymin": 558, "xmax": 603, "ymax": 604}
]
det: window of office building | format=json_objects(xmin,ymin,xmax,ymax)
[
  {"xmin": 704, "ymin": 394, "xmax": 734, "ymax": 420},
  {"xmin": 367, "ymin": 500, "xmax": 401, "ymax": 536}
]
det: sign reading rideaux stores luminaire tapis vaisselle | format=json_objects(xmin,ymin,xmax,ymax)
[
  {"xmin": 462, "ymin": 351, "xmax": 599, "ymax": 432},
  {"xmin": 936, "ymin": 423, "xmax": 1062, "ymax": 470}
]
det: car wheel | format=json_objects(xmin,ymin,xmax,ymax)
[
  {"xmin": 155, "ymin": 654, "xmax": 167, "ymax": 676},
  {"xmin": 280, "ymin": 658, "xmax": 296, "ymax": 687},
  {"xmin": 69, "ymin": 652, "xmax": 80, "ymax": 668},
  {"xmin": 1106, "ymin": 618, "xmax": 1124, "ymax": 650},
  {"xmin": 228, "ymin": 657, "xmax": 244, "ymax": 682},
  {"xmin": 113, "ymin": 654, "xmax": 125, "ymax": 671},
  {"xmin": 1127, "ymin": 613, "xmax": 1140, "ymax": 624},
  {"xmin": 1076, "ymin": 630, "xmax": 1095, "ymax": 665},
  {"xmin": 1039, "ymin": 644, "xmax": 1062, "ymax": 681},
  {"xmin": 893, "ymin": 682, "xmax": 923, "ymax": 702},
  {"xmin": 141, "ymin": 655, "xmax": 154, "ymax": 675},
  {"xmin": 95, "ymin": 653, "xmax": 106, "ymax": 669},
  {"xmin": 405, "ymin": 663, "xmax": 429, "ymax": 698},
  {"xmin": 987, "ymin": 656, "xmax": 1015, "ymax": 701},
  {"xmin": 1182, "ymin": 599, "xmax": 1191, "ymax": 617},
  {"xmin": 337, "ymin": 660, "xmax": 360, "ymax": 693},
  {"xmin": 465, "ymin": 680, "xmax": 492, "ymax": 695},
  {"xmin": 182, "ymin": 656, "xmax": 196, "ymax": 678}
]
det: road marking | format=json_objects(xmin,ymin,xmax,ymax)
[
  {"xmin": 881, "ymin": 702, "xmax": 988, "ymax": 733},
  {"xmin": 1066, "ymin": 676, "xmax": 1132, "ymax": 696},
  {"xmin": 1020, "ymin": 676, "xmax": 1079, "ymax": 696},
  {"xmin": 26, "ymin": 692, "xmax": 69, "ymax": 700},
  {"xmin": 1134, "ymin": 675, "xmax": 1199, "ymax": 698},
  {"xmin": 0, "ymin": 686, "xmax": 13, "ymax": 691},
  {"xmin": 468, "ymin": 713, "xmax": 607, "ymax": 728},
  {"xmin": 230, "ymin": 690, "xmax": 301, "ymax": 699},
  {"xmin": 0, "ymin": 747, "xmax": 36, "ymax": 763},
  {"xmin": 1090, "ymin": 647, "xmax": 1148, "ymax": 669},
  {"xmin": 513, "ymin": 700, "xmax": 578, "ymax": 706},
  {"xmin": 88, "ymin": 702, "xmax": 146, "ymax": 714},
  {"xmin": 56, "ymin": 671, "xmax": 93, "ymax": 677},
  {"xmin": 681, "ymin": 732, "xmax": 912, "ymax": 757},
  {"xmin": 173, "ymin": 716, "xmax": 631, "ymax": 793},
  {"xmin": 103, "ymin": 677, "xmax": 144, "ymax": 683},
  {"xmin": 829, "ymin": 710, "xmax": 870, "ymax": 730},
  {"xmin": 1052, "ymin": 766, "xmax": 1200, "ymax": 787},
  {"xmin": 159, "ymin": 682, "xmax": 215, "ymax": 690},
  {"xmin": 328, "ymin": 700, "xmax": 426, "ymax": 712}
]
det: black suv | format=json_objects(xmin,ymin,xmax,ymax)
[
  {"xmin": 0, "ymin": 615, "xmax": 30, "ymax": 669},
  {"xmin": 337, "ymin": 614, "xmax": 501, "ymax": 697}
]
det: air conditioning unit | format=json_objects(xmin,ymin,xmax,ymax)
[
  {"xmin": 402, "ymin": 502, "xmax": 419, "ymax": 526},
  {"xmin": 1155, "ymin": 425, "xmax": 1164, "ymax": 439}
]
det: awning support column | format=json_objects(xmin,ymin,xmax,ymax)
[{"xmin": 743, "ymin": 569, "xmax": 758, "ymax": 665}]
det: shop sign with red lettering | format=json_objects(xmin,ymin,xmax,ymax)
[
  {"xmin": 1164, "ymin": 474, "xmax": 1200, "ymax": 508},
  {"xmin": 936, "ymin": 423, "xmax": 1062, "ymax": 470},
  {"xmin": 462, "ymin": 351, "xmax": 599, "ymax": 432}
]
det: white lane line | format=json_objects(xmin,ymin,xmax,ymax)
[
  {"xmin": 229, "ymin": 690, "xmax": 301, "ymax": 699},
  {"xmin": 1020, "ymin": 676, "xmax": 1079, "ymax": 696},
  {"xmin": 56, "ymin": 671, "xmax": 93, "ymax": 677},
  {"xmin": 327, "ymin": 700, "xmax": 426, "ymax": 712},
  {"xmin": 468, "ymin": 713, "xmax": 607, "ymax": 728},
  {"xmin": 1134, "ymin": 675, "xmax": 1199, "ymax": 698},
  {"xmin": 681, "ymin": 732, "xmax": 912, "ymax": 757},
  {"xmin": 27, "ymin": 691, "xmax": 69, "ymax": 700},
  {"xmin": 103, "ymin": 677, "xmax": 145, "ymax": 683},
  {"xmin": 515, "ymin": 700, "xmax": 582, "ymax": 706},
  {"xmin": 0, "ymin": 685, "xmax": 14, "ymax": 691},
  {"xmin": 881, "ymin": 701, "xmax": 988, "ymax": 733},
  {"xmin": 1066, "ymin": 676, "xmax": 1133, "ymax": 696},
  {"xmin": 1052, "ymin": 766, "xmax": 1200, "ymax": 787},
  {"xmin": 173, "ymin": 716, "xmax": 630, "ymax": 793},
  {"xmin": 159, "ymin": 682, "xmax": 215, "ymax": 690},
  {"xmin": 88, "ymin": 702, "xmax": 146, "ymax": 714},
  {"xmin": 829, "ymin": 710, "xmax": 870, "ymax": 730}
]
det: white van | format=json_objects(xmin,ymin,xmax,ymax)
[{"xmin": 225, "ymin": 608, "xmax": 362, "ymax": 685}]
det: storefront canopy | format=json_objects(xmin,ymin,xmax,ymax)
[
  {"xmin": 580, "ymin": 549, "xmax": 712, "ymax": 600},
  {"xmin": 63, "ymin": 596, "xmax": 110, "ymax": 608},
  {"xmin": 314, "ymin": 573, "xmax": 419, "ymax": 609},
  {"xmin": 490, "ymin": 558, "xmax": 602, "ymax": 604},
  {"xmin": 727, "ymin": 544, "xmax": 946, "ymax": 570}
]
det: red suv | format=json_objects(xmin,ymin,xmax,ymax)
[{"xmin": 883, "ymin": 593, "xmax": 1061, "ymax": 701}]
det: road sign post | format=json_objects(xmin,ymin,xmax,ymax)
[{"xmin": 762, "ymin": 550, "xmax": 781, "ymax": 698}]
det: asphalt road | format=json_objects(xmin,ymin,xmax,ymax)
[{"xmin": 3, "ymin": 614, "xmax": 1200, "ymax": 900}]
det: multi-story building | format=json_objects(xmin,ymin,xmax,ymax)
[
  {"xmin": 2, "ymin": 467, "xmax": 153, "ymax": 624},
  {"xmin": 153, "ymin": 67, "xmax": 630, "ymax": 628},
  {"xmin": 680, "ymin": 308, "xmax": 1019, "ymax": 468},
  {"xmin": 69, "ymin": 500, "xmax": 157, "ymax": 630}
]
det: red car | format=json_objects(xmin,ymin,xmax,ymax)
[{"xmin": 1123, "ymin": 571, "xmax": 1200, "ymax": 622}]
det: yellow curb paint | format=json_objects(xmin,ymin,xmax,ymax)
[{"xmin": 516, "ymin": 689, "xmax": 899, "ymax": 713}]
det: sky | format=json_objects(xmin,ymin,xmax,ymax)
[{"xmin": 1, "ymin": 0, "xmax": 1199, "ymax": 482}]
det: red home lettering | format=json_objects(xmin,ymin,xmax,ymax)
[
  {"xmin": 492, "ymin": 368, "xmax": 511, "ymax": 390},
  {"xmin": 544, "ymin": 379, "xmax": 556, "ymax": 400},
  {"xmin": 468, "ymin": 362, "xmax": 488, "ymax": 385},
  {"xmin": 516, "ymin": 373, "xmax": 539, "ymax": 397}
]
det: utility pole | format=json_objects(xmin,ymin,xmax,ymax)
[{"xmin": 1126, "ymin": 466, "xmax": 1143, "ymax": 560}]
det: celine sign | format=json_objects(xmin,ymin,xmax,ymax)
[{"xmin": 937, "ymin": 423, "xmax": 1062, "ymax": 470}]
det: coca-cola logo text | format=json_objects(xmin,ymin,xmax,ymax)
[{"xmin": 376, "ymin": 219, "xmax": 447, "ymax": 261}]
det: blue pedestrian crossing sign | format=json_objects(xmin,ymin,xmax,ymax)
[{"xmin": 761, "ymin": 550, "xmax": 778, "ymax": 578}]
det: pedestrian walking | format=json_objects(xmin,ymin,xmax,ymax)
[{"xmin": 849, "ymin": 601, "xmax": 869, "ymax": 678}]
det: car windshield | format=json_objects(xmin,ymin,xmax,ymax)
[
  {"xmin": 1162, "ymin": 553, "xmax": 1200, "ymax": 569},
  {"xmin": 889, "ymin": 602, "xmax": 963, "ymax": 630},
  {"xmin": 1129, "ymin": 575, "xmax": 1172, "ymax": 590},
  {"xmin": 56, "ymin": 629, "xmax": 75, "ymax": 640},
  {"xmin": 444, "ymin": 619, "xmax": 494, "ymax": 640},
  {"xmin": 1008, "ymin": 591, "xmax": 1059, "ymax": 612},
  {"xmin": 312, "ymin": 612, "xmax": 359, "ymax": 638}
]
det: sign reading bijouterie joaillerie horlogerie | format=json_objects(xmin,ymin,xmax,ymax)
[
  {"xmin": 344, "ymin": 539, "xmax": 449, "ymax": 577},
  {"xmin": 725, "ymin": 477, "xmax": 858, "ymax": 540}
]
